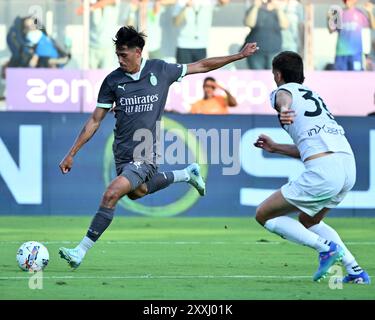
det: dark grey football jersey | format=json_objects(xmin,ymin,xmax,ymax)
[{"xmin": 97, "ymin": 59, "xmax": 187, "ymax": 166}]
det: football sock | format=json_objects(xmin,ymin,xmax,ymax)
[
  {"xmin": 145, "ymin": 172, "xmax": 174, "ymax": 194},
  {"xmin": 345, "ymin": 263, "xmax": 363, "ymax": 275},
  {"xmin": 308, "ymin": 221, "xmax": 362, "ymax": 275},
  {"xmin": 86, "ymin": 206, "xmax": 114, "ymax": 242},
  {"xmin": 76, "ymin": 236, "xmax": 94, "ymax": 258},
  {"xmin": 172, "ymin": 169, "xmax": 190, "ymax": 182},
  {"xmin": 264, "ymin": 216, "xmax": 331, "ymax": 252}
]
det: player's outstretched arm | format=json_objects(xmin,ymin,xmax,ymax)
[
  {"xmin": 186, "ymin": 43, "xmax": 259, "ymax": 75},
  {"xmin": 254, "ymin": 134, "xmax": 300, "ymax": 159},
  {"xmin": 59, "ymin": 107, "xmax": 109, "ymax": 174}
]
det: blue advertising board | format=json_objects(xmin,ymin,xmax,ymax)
[{"xmin": 0, "ymin": 112, "xmax": 374, "ymax": 217}]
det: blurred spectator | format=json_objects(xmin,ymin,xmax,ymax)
[
  {"xmin": 5, "ymin": 16, "xmax": 70, "ymax": 69},
  {"xmin": 280, "ymin": 0, "xmax": 304, "ymax": 56},
  {"xmin": 190, "ymin": 77, "xmax": 237, "ymax": 114},
  {"xmin": 127, "ymin": 0, "xmax": 176, "ymax": 59},
  {"xmin": 172, "ymin": 0, "xmax": 230, "ymax": 64},
  {"xmin": 6, "ymin": 16, "xmax": 34, "ymax": 68},
  {"xmin": 1, "ymin": 16, "xmax": 70, "ymax": 99},
  {"xmin": 76, "ymin": 0, "xmax": 120, "ymax": 69},
  {"xmin": 25, "ymin": 26, "xmax": 70, "ymax": 68},
  {"xmin": 327, "ymin": 0, "xmax": 374, "ymax": 71},
  {"xmin": 244, "ymin": 0, "xmax": 289, "ymax": 69}
]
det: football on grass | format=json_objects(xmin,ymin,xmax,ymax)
[{"xmin": 16, "ymin": 241, "xmax": 49, "ymax": 272}]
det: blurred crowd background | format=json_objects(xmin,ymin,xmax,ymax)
[
  {"xmin": 0, "ymin": 0, "xmax": 374, "ymax": 72},
  {"xmin": 0, "ymin": 0, "xmax": 374, "ymax": 114}
]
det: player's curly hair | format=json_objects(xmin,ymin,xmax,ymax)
[
  {"xmin": 272, "ymin": 51, "xmax": 305, "ymax": 84},
  {"xmin": 113, "ymin": 26, "xmax": 146, "ymax": 50}
]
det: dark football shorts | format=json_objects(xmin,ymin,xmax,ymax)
[{"xmin": 116, "ymin": 161, "xmax": 157, "ymax": 191}]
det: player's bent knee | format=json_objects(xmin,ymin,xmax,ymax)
[
  {"xmin": 298, "ymin": 213, "xmax": 308, "ymax": 226},
  {"xmin": 102, "ymin": 188, "xmax": 122, "ymax": 206},
  {"xmin": 298, "ymin": 212, "xmax": 318, "ymax": 228},
  {"xmin": 255, "ymin": 207, "xmax": 267, "ymax": 226}
]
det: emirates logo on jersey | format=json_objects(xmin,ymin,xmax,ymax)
[{"xmin": 119, "ymin": 94, "xmax": 159, "ymax": 113}]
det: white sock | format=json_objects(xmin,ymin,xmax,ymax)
[
  {"xmin": 264, "ymin": 216, "xmax": 331, "ymax": 252},
  {"xmin": 172, "ymin": 169, "xmax": 189, "ymax": 182},
  {"xmin": 75, "ymin": 236, "xmax": 94, "ymax": 258},
  {"xmin": 308, "ymin": 221, "xmax": 362, "ymax": 275}
]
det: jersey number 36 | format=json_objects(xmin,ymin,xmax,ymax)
[{"xmin": 299, "ymin": 89, "xmax": 335, "ymax": 120}]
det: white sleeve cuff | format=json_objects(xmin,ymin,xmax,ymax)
[
  {"xmin": 177, "ymin": 64, "xmax": 188, "ymax": 82},
  {"xmin": 96, "ymin": 103, "xmax": 113, "ymax": 109}
]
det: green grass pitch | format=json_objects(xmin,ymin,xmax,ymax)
[{"xmin": 0, "ymin": 216, "xmax": 374, "ymax": 300}]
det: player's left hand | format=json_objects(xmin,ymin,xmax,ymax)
[{"xmin": 240, "ymin": 43, "xmax": 259, "ymax": 58}]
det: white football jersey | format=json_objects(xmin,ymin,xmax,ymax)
[{"xmin": 270, "ymin": 83, "xmax": 353, "ymax": 161}]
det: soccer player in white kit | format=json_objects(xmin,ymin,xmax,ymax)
[{"xmin": 254, "ymin": 51, "xmax": 370, "ymax": 284}]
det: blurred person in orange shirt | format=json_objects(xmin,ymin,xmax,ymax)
[{"xmin": 190, "ymin": 77, "xmax": 237, "ymax": 114}]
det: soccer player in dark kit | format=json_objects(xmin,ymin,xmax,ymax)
[{"xmin": 58, "ymin": 26, "xmax": 259, "ymax": 269}]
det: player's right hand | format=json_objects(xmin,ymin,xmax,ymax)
[
  {"xmin": 253, "ymin": 134, "xmax": 276, "ymax": 153},
  {"xmin": 59, "ymin": 155, "xmax": 73, "ymax": 174}
]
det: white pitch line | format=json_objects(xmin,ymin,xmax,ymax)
[
  {"xmin": 1, "ymin": 241, "xmax": 375, "ymax": 245},
  {"xmin": 0, "ymin": 275, "xmax": 314, "ymax": 280},
  {"xmin": 0, "ymin": 241, "xmax": 281, "ymax": 245},
  {"xmin": 3, "ymin": 273, "xmax": 375, "ymax": 281}
]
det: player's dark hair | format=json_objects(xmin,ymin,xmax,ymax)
[
  {"xmin": 272, "ymin": 51, "xmax": 305, "ymax": 84},
  {"xmin": 203, "ymin": 77, "xmax": 216, "ymax": 84},
  {"xmin": 113, "ymin": 26, "xmax": 146, "ymax": 50}
]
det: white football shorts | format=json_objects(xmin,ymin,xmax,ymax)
[{"xmin": 281, "ymin": 152, "xmax": 356, "ymax": 217}]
